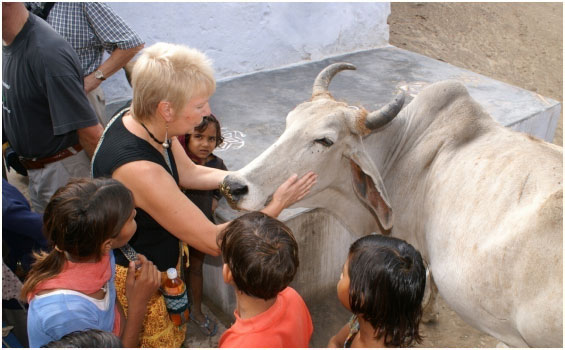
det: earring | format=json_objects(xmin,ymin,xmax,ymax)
[
  {"xmin": 101, "ymin": 242, "xmax": 112, "ymax": 255},
  {"xmin": 163, "ymin": 123, "xmax": 170, "ymax": 149}
]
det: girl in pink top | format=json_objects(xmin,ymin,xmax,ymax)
[{"xmin": 22, "ymin": 178, "xmax": 160, "ymax": 347}]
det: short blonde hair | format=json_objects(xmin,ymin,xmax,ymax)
[{"xmin": 131, "ymin": 42, "xmax": 216, "ymax": 122}]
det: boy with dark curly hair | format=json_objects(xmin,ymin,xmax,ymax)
[{"xmin": 218, "ymin": 211, "xmax": 313, "ymax": 348}]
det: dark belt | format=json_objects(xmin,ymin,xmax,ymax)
[{"xmin": 18, "ymin": 144, "xmax": 83, "ymax": 170}]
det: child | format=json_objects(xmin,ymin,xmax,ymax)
[
  {"xmin": 328, "ymin": 234, "xmax": 426, "ymax": 348},
  {"xmin": 178, "ymin": 114, "xmax": 227, "ymax": 336},
  {"xmin": 218, "ymin": 211, "xmax": 313, "ymax": 348},
  {"xmin": 43, "ymin": 329, "xmax": 123, "ymax": 348},
  {"xmin": 21, "ymin": 178, "xmax": 161, "ymax": 348}
]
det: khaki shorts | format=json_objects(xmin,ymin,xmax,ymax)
[
  {"xmin": 27, "ymin": 150, "xmax": 90, "ymax": 213},
  {"xmin": 87, "ymin": 85, "xmax": 108, "ymax": 127}
]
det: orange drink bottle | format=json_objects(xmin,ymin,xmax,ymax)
[{"xmin": 162, "ymin": 268, "xmax": 190, "ymax": 326}]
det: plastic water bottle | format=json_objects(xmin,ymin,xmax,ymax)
[{"xmin": 162, "ymin": 268, "xmax": 189, "ymax": 326}]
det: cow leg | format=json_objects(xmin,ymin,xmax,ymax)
[{"xmin": 421, "ymin": 266, "xmax": 439, "ymax": 323}]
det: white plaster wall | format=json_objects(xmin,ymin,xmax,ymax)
[{"xmin": 103, "ymin": 2, "xmax": 391, "ymax": 103}]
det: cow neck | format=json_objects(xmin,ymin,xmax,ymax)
[{"xmin": 366, "ymin": 113, "xmax": 411, "ymax": 180}]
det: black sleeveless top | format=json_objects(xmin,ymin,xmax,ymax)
[{"xmin": 92, "ymin": 108, "xmax": 180, "ymax": 271}]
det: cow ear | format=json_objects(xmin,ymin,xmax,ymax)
[{"xmin": 347, "ymin": 151, "xmax": 393, "ymax": 231}]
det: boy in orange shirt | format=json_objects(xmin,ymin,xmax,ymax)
[{"xmin": 218, "ymin": 211, "xmax": 313, "ymax": 348}]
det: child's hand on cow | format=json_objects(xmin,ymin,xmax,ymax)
[{"xmin": 272, "ymin": 172, "xmax": 317, "ymax": 209}]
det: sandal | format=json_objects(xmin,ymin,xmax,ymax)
[{"xmin": 191, "ymin": 314, "xmax": 218, "ymax": 337}]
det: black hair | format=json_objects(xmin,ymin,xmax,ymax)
[
  {"xmin": 218, "ymin": 211, "xmax": 299, "ymax": 300},
  {"xmin": 348, "ymin": 234, "xmax": 426, "ymax": 347},
  {"xmin": 42, "ymin": 177, "xmax": 135, "ymax": 260},
  {"xmin": 42, "ymin": 329, "xmax": 123, "ymax": 348},
  {"xmin": 21, "ymin": 178, "xmax": 134, "ymax": 300}
]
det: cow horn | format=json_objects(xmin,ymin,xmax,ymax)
[
  {"xmin": 365, "ymin": 90, "xmax": 406, "ymax": 130},
  {"xmin": 312, "ymin": 62, "xmax": 356, "ymax": 100}
]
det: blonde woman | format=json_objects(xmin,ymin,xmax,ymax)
[{"xmin": 91, "ymin": 42, "xmax": 316, "ymax": 347}]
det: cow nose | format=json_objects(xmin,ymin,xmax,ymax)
[
  {"xmin": 230, "ymin": 182, "xmax": 249, "ymax": 199},
  {"xmin": 220, "ymin": 175, "xmax": 248, "ymax": 209}
]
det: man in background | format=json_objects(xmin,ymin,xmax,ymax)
[
  {"xmin": 2, "ymin": 3, "xmax": 103, "ymax": 213},
  {"xmin": 26, "ymin": 2, "xmax": 145, "ymax": 126}
]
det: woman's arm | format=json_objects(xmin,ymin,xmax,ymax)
[
  {"xmin": 113, "ymin": 160, "xmax": 225, "ymax": 256},
  {"xmin": 119, "ymin": 254, "xmax": 161, "ymax": 347},
  {"xmin": 328, "ymin": 322, "xmax": 350, "ymax": 348},
  {"xmin": 172, "ymin": 138, "xmax": 228, "ymax": 190},
  {"xmin": 113, "ymin": 154, "xmax": 317, "ymax": 256},
  {"xmin": 173, "ymin": 137, "xmax": 318, "ymax": 216}
]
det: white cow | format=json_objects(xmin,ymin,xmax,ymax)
[{"xmin": 222, "ymin": 63, "xmax": 563, "ymax": 347}]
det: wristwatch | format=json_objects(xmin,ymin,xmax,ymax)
[{"xmin": 94, "ymin": 69, "xmax": 106, "ymax": 81}]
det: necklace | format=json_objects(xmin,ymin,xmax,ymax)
[{"xmin": 140, "ymin": 122, "xmax": 170, "ymax": 148}]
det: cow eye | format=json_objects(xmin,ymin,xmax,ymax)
[{"xmin": 315, "ymin": 138, "xmax": 334, "ymax": 147}]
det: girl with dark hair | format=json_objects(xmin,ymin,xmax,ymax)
[
  {"xmin": 21, "ymin": 178, "xmax": 161, "ymax": 348},
  {"xmin": 328, "ymin": 234, "xmax": 426, "ymax": 348},
  {"xmin": 178, "ymin": 114, "xmax": 226, "ymax": 336}
]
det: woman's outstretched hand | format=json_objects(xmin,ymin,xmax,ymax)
[{"xmin": 263, "ymin": 172, "xmax": 317, "ymax": 217}]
